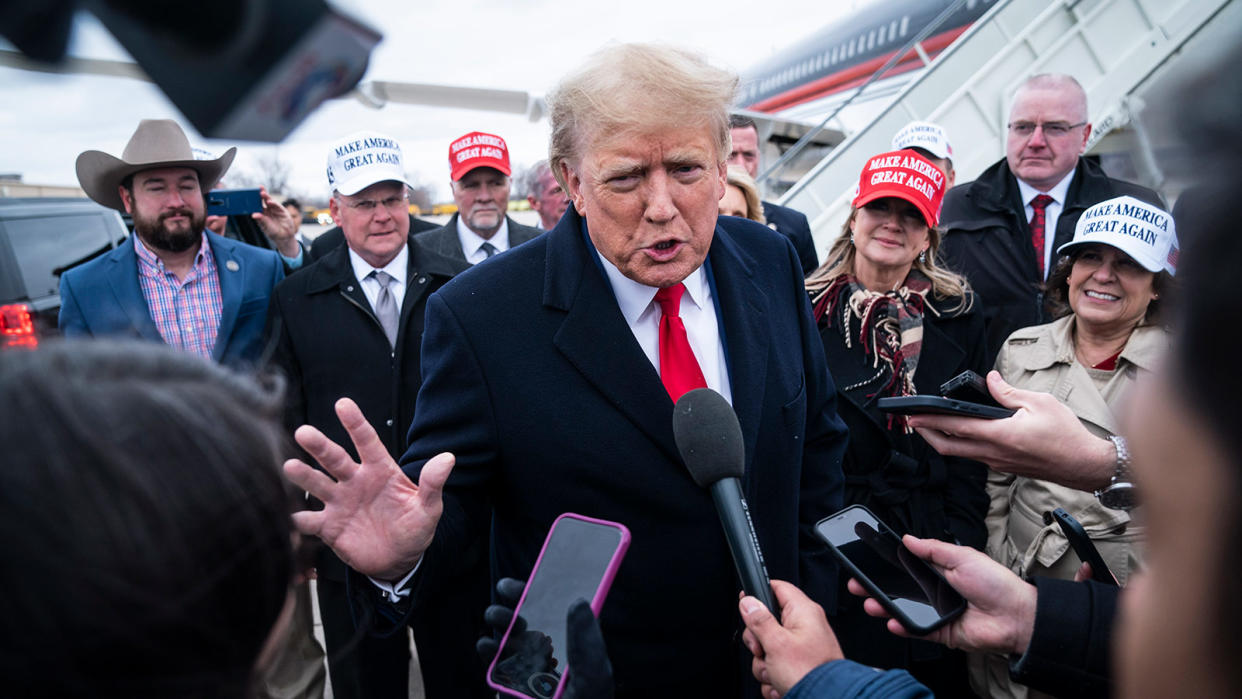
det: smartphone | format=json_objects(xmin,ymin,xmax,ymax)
[
  {"xmin": 877, "ymin": 395, "xmax": 1015, "ymax": 419},
  {"xmin": 206, "ymin": 188, "xmax": 263, "ymax": 216},
  {"xmin": 487, "ymin": 513, "xmax": 631, "ymax": 699},
  {"xmin": 815, "ymin": 505, "xmax": 966, "ymax": 635},
  {"xmin": 1045, "ymin": 508, "xmax": 1119, "ymax": 586},
  {"xmin": 939, "ymin": 370, "xmax": 1003, "ymax": 408}
]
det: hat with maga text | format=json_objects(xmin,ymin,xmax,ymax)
[
  {"xmin": 891, "ymin": 121, "xmax": 953, "ymax": 161},
  {"xmin": 853, "ymin": 150, "xmax": 947, "ymax": 227},
  {"xmin": 326, "ymin": 131, "xmax": 410, "ymax": 196},
  {"xmin": 448, "ymin": 131, "xmax": 511, "ymax": 181},
  {"xmin": 1058, "ymin": 195, "xmax": 1179, "ymax": 275}
]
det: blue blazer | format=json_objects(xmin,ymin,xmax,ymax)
[
  {"xmin": 398, "ymin": 207, "xmax": 847, "ymax": 697},
  {"xmin": 58, "ymin": 231, "xmax": 284, "ymax": 367}
]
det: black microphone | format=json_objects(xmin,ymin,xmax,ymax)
[{"xmin": 673, "ymin": 388, "xmax": 779, "ymax": 619}]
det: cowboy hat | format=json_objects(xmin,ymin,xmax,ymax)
[{"xmin": 75, "ymin": 119, "xmax": 236, "ymax": 211}]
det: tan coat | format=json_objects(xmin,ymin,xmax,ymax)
[
  {"xmin": 971, "ymin": 316, "xmax": 1167, "ymax": 699},
  {"xmin": 986, "ymin": 315, "xmax": 1167, "ymax": 584}
]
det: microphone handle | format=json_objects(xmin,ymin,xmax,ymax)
[{"xmin": 710, "ymin": 478, "xmax": 779, "ymax": 621}]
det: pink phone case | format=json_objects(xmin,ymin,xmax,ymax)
[{"xmin": 486, "ymin": 512, "xmax": 631, "ymax": 699}]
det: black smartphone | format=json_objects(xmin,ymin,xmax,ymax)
[
  {"xmin": 206, "ymin": 188, "xmax": 263, "ymax": 216},
  {"xmin": 1046, "ymin": 508, "xmax": 1119, "ymax": 586},
  {"xmin": 877, "ymin": 395, "xmax": 1015, "ymax": 419},
  {"xmin": 939, "ymin": 370, "xmax": 1003, "ymax": 409},
  {"xmin": 487, "ymin": 513, "xmax": 631, "ymax": 699},
  {"xmin": 815, "ymin": 505, "xmax": 966, "ymax": 635}
]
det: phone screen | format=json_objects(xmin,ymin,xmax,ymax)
[
  {"xmin": 489, "ymin": 515, "xmax": 629, "ymax": 699},
  {"xmin": 815, "ymin": 506, "xmax": 964, "ymax": 632}
]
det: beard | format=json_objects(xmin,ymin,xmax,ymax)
[{"xmin": 133, "ymin": 206, "xmax": 205, "ymax": 253}]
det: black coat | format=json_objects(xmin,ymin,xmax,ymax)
[
  {"xmin": 818, "ymin": 284, "xmax": 989, "ymax": 681},
  {"xmin": 763, "ymin": 200, "xmax": 820, "ymax": 275},
  {"xmin": 393, "ymin": 206, "xmax": 848, "ymax": 698},
  {"xmin": 413, "ymin": 213, "xmax": 543, "ymax": 266},
  {"xmin": 264, "ymin": 237, "xmax": 488, "ymax": 697},
  {"xmin": 939, "ymin": 157, "xmax": 1163, "ymax": 363},
  {"xmin": 307, "ymin": 214, "xmax": 439, "ymax": 263}
]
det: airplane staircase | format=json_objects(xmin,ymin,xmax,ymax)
[{"xmin": 776, "ymin": 0, "xmax": 1235, "ymax": 255}]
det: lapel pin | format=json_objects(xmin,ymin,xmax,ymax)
[{"xmin": 225, "ymin": 260, "xmax": 240, "ymax": 272}]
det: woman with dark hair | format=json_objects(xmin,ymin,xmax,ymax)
[
  {"xmin": 979, "ymin": 194, "xmax": 1177, "ymax": 698},
  {"xmin": 804, "ymin": 150, "xmax": 988, "ymax": 692},
  {"xmin": 0, "ymin": 340, "xmax": 297, "ymax": 698}
]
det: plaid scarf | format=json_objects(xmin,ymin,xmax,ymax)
[{"xmin": 812, "ymin": 272, "xmax": 938, "ymax": 431}]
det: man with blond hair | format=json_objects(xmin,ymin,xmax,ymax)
[
  {"xmin": 286, "ymin": 43, "xmax": 847, "ymax": 697},
  {"xmin": 939, "ymin": 74, "xmax": 1161, "ymax": 359}
]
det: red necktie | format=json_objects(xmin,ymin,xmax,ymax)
[
  {"xmin": 1029, "ymin": 194, "xmax": 1054, "ymax": 278},
  {"xmin": 655, "ymin": 283, "xmax": 707, "ymax": 401}
]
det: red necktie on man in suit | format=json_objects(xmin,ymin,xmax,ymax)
[
  {"xmin": 1029, "ymin": 194, "xmax": 1054, "ymax": 278},
  {"xmin": 654, "ymin": 283, "xmax": 707, "ymax": 401}
]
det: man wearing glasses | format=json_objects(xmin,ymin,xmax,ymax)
[
  {"xmin": 416, "ymin": 130, "xmax": 542, "ymax": 265},
  {"xmin": 265, "ymin": 131, "xmax": 480, "ymax": 698},
  {"xmin": 939, "ymin": 74, "xmax": 1162, "ymax": 361}
]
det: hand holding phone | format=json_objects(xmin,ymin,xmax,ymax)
[
  {"xmin": 486, "ymin": 513, "xmax": 629, "ymax": 699},
  {"xmin": 1045, "ymin": 508, "xmax": 1119, "ymax": 586},
  {"xmin": 817, "ymin": 506, "xmax": 965, "ymax": 634}
]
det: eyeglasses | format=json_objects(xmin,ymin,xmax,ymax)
[
  {"xmin": 343, "ymin": 194, "xmax": 408, "ymax": 213},
  {"xmin": 1007, "ymin": 121, "xmax": 1087, "ymax": 138}
]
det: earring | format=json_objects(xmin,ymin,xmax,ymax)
[
  {"xmin": 849, "ymin": 234, "xmax": 855, "ymax": 245},
  {"xmin": 918, "ymin": 250, "xmax": 927, "ymax": 263}
]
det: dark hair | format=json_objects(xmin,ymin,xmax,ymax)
[
  {"xmin": 0, "ymin": 340, "xmax": 294, "ymax": 698},
  {"xmin": 1169, "ymin": 40, "xmax": 1242, "ymax": 691},
  {"xmin": 1042, "ymin": 247, "xmax": 1174, "ymax": 323},
  {"xmin": 282, "ymin": 197, "xmax": 301, "ymax": 210},
  {"xmin": 729, "ymin": 114, "xmax": 757, "ymax": 130}
]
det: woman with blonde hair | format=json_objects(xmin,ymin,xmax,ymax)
[
  {"xmin": 806, "ymin": 150, "xmax": 989, "ymax": 694},
  {"xmin": 719, "ymin": 165, "xmax": 766, "ymax": 223}
]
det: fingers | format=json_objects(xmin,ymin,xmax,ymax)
[
  {"xmin": 901, "ymin": 534, "xmax": 963, "ymax": 573},
  {"xmin": 986, "ymin": 370, "xmax": 1025, "ymax": 409},
  {"xmin": 335, "ymin": 398, "xmax": 395, "ymax": 471},
  {"xmin": 415, "ymin": 452, "xmax": 456, "ymax": 504},
  {"xmin": 496, "ymin": 577, "xmax": 526, "ymax": 607},
  {"xmin": 283, "ymin": 457, "xmax": 339, "ymax": 500},
  {"xmin": 293, "ymin": 423, "xmax": 360, "ymax": 483},
  {"xmin": 1074, "ymin": 561, "xmax": 1093, "ymax": 583},
  {"xmin": 290, "ymin": 509, "xmax": 324, "ymax": 538},
  {"xmin": 742, "ymin": 627, "xmax": 764, "ymax": 659},
  {"xmin": 846, "ymin": 577, "xmax": 868, "ymax": 597},
  {"xmin": 739, "ymin": 594, "xmax": 780, "ymax": 647},
  {"xmin": 861, "ymin": 597, "xmax": 891, "ymax": 619},
  {"xmin": 475, "ymin": 637, "xmax": 499, "ymax": 665},
  {"xmin": 565, "ymin": 598, "xmax": 613, "ymax": 693}
]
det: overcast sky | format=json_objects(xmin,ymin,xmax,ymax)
[{"xmin": 0, "ymin": 1, "xmax": 871, "ymax": 201}]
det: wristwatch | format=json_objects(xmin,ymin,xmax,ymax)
[{"xmin": 1095, "ymin": 435, "xmax": 1137, "ymax": 511}]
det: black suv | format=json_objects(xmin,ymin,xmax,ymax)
[{"xmin": 0, "ymin": 198, "xmax": 129, "ymax": 348}]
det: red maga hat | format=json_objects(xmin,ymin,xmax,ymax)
[
  {"xmin": 448, "ymin": 131, "xmax": 511, "ymax": 181},
  {"xmin": 852, "ymin": 150, "xmax": 947, "ymax": 227}
]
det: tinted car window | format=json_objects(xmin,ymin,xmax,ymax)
[{"xmin": 4, "ymin": 213, "xmax": 119, "ymax": 298}]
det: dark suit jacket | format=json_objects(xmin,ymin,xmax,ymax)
[
  {"xmin": 308, "ymin": 214, "xmax": 439, "ymax": 263},
  {"xmin": 264, "ymin": 237, "xmax": 488, "ymax": 697},
  {"xmin": 58, "ymin": 231, "xmax": 283, "ymax": 367},
  {"xmin": 939, "ymin": 157, "xmax": 1163, "ymax": 360},
  {"xmin": 763, "ymin": 200, "xmax": 819, "ymax": 275},
  {"xmin": 398, "ymin": 206, "xmax": 848, "ymax": 697},
  {"xmin": 413, "ymin": 213, "xmax": 542, "ymax": 266}
]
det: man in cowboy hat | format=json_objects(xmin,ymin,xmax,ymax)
[{"xmin": 60, "ymin": 119, "xmax": 286, "ymax": 368}]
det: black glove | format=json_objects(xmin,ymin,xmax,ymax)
[{"xmin": 476, "ymin": 577, "xmax": 614, "ymax": 699}]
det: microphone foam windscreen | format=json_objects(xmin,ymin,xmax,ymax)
[{"xmin": 672, "ymin": 388, "xmax": 745, "ymax": 488}]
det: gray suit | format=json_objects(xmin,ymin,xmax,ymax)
[{"xmin": 414, "ymin": 214, "xmax": 542, "ymax": 265}]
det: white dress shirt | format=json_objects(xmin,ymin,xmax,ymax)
[
  {"xmin": 597, "ymin": 253, "xmax": 733, "ymax": 404},
  {"xmin": 1017, "ymin": 168, "xmax": 1075, "ymax": 279},
  {"xmin": 456, "ymin": 216, "xmax": 511, "ymax": 264},
  {"xmin": 349, "ymin": 245, "xmax": 409, "ymax": 313}
]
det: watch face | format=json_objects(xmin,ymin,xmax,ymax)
[{"xmin": 1100, "ymin": 482, "xmax": 1138, "ymax": 511}]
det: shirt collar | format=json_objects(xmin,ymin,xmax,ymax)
[
  {"xmin": 133, "ymin": 231, "xmax": 211, "ymax": 275},
  {"xmin": 456, "ymin": 215, "xmax": 510, "ymax": 257},
  {"xmin": 348, "ymin": 243, "xmax": 409, "ymax": 286},
  {"xmin": 1016, "ymin": 167, "xmax": 1076, "ymax": 206},
  {"xmin": 595, "ymin": 250, "xmax": 708, "ymax": 325}
]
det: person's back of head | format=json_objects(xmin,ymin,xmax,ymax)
[{"xmin": 0, "ymin": 340, "xmax": 294, "ymax": 698}]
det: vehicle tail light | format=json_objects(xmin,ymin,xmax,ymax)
[{"xmin": 0, "ymin": 303, "xmax": 37, "ymax": 349}]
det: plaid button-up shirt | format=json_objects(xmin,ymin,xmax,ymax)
[{"xmin": 134, "ymin": 232, "xmax": 223, "ymax": 359}]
